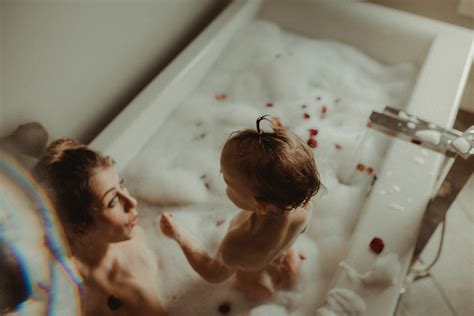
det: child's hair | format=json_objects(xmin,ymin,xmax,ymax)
[
  {"xmin": 223, "ymin": 116, "xmax": 321, "ymax": 212},
  {"xmin": 33, "ymin": 139, "xmax": 112, "ymax": 234}
]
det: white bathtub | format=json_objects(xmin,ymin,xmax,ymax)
[{"xmin": 91, "ymin": 0, "xmax": 473, "ymax": 314}]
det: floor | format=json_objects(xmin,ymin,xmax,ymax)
[{"xmin": 395, "ymin": 110, "xmax": 474, "ymax": 316}]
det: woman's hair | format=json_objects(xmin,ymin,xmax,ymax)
[
  {"xmin": 223, "ymin": 116, "xmax": 322, "ymax": 212},
  {"xmin": 32, "ymin": 139, "xmax": 112, "ymax": 234}
]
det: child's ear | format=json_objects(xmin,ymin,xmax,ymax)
[
  {"xmin": 255, "ymin": 200, "xmax": 279, "ymax": 215},
  {"xmin": 255, "ymin": 201, "xmax": 269, "ymax": 215}
]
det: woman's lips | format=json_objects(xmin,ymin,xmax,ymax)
[{"xmin": 129, "ymin": 216, "xmax": 138, "ymax": 227}]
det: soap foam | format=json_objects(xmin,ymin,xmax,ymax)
[{"xmin": 126, "ymin": 20, "xmax": 417, "ymax": 314}]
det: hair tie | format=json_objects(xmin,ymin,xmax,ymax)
[{"xmin": 256, "ymin": 115, "xmax": 274, "ymax": 134}]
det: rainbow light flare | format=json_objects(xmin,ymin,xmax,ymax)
[{"xmin": 0, "ymin": 151, "xmax": 83, "ymax": 314}]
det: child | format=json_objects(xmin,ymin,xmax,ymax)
[{"xmin": 159, "ymin": 115, "xmax": 321, "ymax": 300}]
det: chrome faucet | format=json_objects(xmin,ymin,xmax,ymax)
[{"xmin": 369, "ymin": 106, "xmax": 473, "ymax": 260}]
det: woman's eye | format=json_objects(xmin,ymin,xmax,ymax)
[{"xmin": 108, "ymin": 196, "xmax": 118, "ymax": 208}]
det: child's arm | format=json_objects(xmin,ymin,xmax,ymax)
[{"xmin": 159, "ymin": 213, "xmax": 234, "ymax": 283}]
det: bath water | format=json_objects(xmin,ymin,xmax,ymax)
[{"xmin": 125, "ymin": 20, "xmax": 417, "ymax": 315}]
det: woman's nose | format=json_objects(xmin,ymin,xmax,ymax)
[{"xmin": 121, "ymin": 189, "xmax": 138, "ymax": 210}]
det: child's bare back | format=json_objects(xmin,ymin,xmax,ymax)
[
  {"xmin": 218, "ymin": 206, "xmax": 312, "ymax": 300},
  {"xmin": 218, "ymin": 206, "xmax": 311, "ymax": 271}
]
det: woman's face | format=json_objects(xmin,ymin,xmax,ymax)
[{"xmin": 89, "ymin": 166, "xmax": 138, "ymax": 243}]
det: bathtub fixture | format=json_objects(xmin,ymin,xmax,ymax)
[
  {"xmin": 369, "ymin": 107, "xmax": 474, "ymax": 261},
  {"xmin": 369, "ymin": 106, "xmax": 473, "ymax": 158}
]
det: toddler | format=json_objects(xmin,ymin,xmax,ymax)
[{"xmin": 160, "ymin": 115, "xmax": 321, "ymax": 300}]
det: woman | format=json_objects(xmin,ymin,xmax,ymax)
[{"xmin": 33, "ymin": 139, "xmax": 166, "ymax": 315}]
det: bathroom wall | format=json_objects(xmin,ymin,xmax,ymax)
[
  {"xmin": 0, "ymin": 1, "xmax": 3, "ymax": 131},
  {"xmin": 369, "ymin": 0, "xmax": 474, "ymax": 113},
  {"xmin": 0, "ymin": 0, "xmax": 229, "ymax": 142},
  {"xmin": 1, "ymin": 0, "xmax": 471, "ymax": 143}
]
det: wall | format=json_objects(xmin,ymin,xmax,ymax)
[
  {"xmin": 0, "ymin": 1, "xmax": 3, "ymax": 131},
  {"xmin": 2, "ymin": 0, "xmax": 472, "ymax": 143},
  {"xmin": 369, "ymin": 0, "xmax": 474, "ymax": 113},
  {"xmin": 0, "ymin": 0, "xmax": 228, "ymax": 142}
]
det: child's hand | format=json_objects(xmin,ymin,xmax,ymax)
[
  {"xmin": 159, "ymin": 212, "xmax": 179, "ymax": 240},
  {"xmin": 271, "ymin": 116, "xmax": 282, "ymax": 129}
]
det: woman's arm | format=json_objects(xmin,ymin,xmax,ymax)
[{"xmin": 159, "ymin": 213, "xmax": 234, "ymax": 283}]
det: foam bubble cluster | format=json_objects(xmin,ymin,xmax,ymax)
[{"xmin": 127, "ymin": 20, "xmax": 417, "ymax": 315}]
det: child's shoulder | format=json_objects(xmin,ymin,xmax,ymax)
[
  {"xmin": 289, "ymin": 205, "xmax": 312, "ymax": 233},
  {"xmin": 221, "ymin": 223, "xmax": 255, "ymax": 246},
  {"xmin": 290, "ymin": 202, "xmax": 312, "ymax": 220}
]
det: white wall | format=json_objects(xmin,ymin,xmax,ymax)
[
  {"xmin": 369, "ymin": 0, "xmax": 474, "ymax": 113},
  {"xmin": 0, "ymin": 1, "xmax": 3, "ymax": 131},
  {"xmin": 0, "ymin": 0, "xmax": 228, "ymax": 142},
  {"xmin": 457, "ymin": 0, "xmax": 474, "ymax": 18}
]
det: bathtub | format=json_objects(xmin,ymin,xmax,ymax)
[{"xmin": 91, "ymin": 0, "xmax": 473, "ymax": 315}]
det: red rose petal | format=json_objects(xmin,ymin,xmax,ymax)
[
  {"xmin": 216, "ymin": 219, "xmax": 225, "ymax": 227},
  {"xmin": 366, "ymin": 121, "xmax": 372, "ymax": 128},
  {"xmin": 321, "ymin": 105, "xmax": 328, "ymax": 114},
  {"xmin": 334, "ymin": 144, "xmax": 342, "ymax": 149},
  {"xmin": 215, "ymin": 93, "xmax": 227, "ymax": 101},
  {"xmin": 266, "ymin": 102, "xmax": 273, "ymax": 108},
  {"xmin": 307, "ymin": 138, "xmax": 317, "ymax": 148},
  {"xmin": 304, "ymin": 113, "xmax": 310, "ymax": 119},
  {"xmin": 299, "ymin": 253, "xmax": 307, "ymax": 260},
  {"xmin": 367, "ymin": 167, "xmax": 374, "ymax": 175},
  {"xmin": 370, "ymin": 237, "xmax": 384, "ymax": 254},
  {"xmin": 309, "ymin": 128, "xmax": 319, "ymax": 136},
  {"xmin": 356, "ymin": 163, "xmax": 365, "ymax": 172}
]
